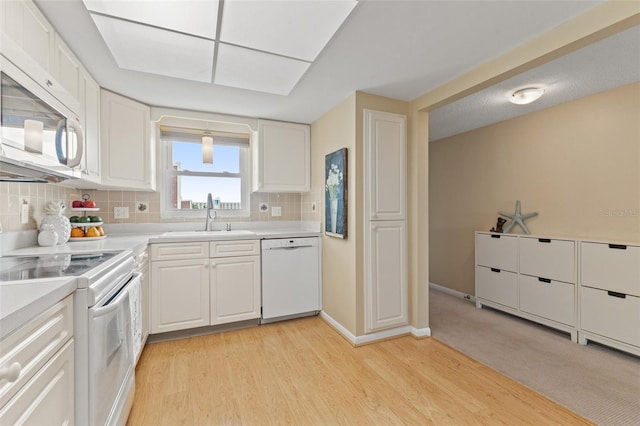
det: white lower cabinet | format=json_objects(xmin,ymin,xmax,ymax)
[
  {"xmin": 150, "ymin": 240, "xmax": 261, "ymax": 334},
  {"xmin": 0, "ymin": 296, "xmax": 75, "ymax": 425},
  {"xmin": 210, "ymin": 255, "xmax": 261, "ymax": 325},
  {"xmin": 151, "ymin": 258, "xmax": 210, "ymax": 333},
  {"xmin": 365, "ymin": 221, "xmax": 408, "ymax": 332},
  {"xmin": 519, "ymin": 274, "xmax": 575, "ymax": 326}
]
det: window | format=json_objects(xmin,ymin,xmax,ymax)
[{"xmin": 160, "ymin": 127, "xmax": 250, "ymax": 219}]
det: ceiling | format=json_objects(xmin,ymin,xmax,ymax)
[{"xmin": 34, "ymin": 0, "xmax": 637, "ymax": 137}]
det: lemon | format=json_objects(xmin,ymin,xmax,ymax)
[{"xmin": 86, "ymin": 227, "xmax": 100, "ymax": 238}]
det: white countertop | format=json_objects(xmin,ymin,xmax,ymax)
[{"xmin": 0, "ymin": 277, "xmax": 76, "ymax": 340}]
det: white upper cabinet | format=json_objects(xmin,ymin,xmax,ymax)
[
  {"xmin": 52, "ymin": 33, "xmax": 81, "ymax": 106},
  {"xmin": 0, "ymin": 0, "xmax": 78, "ymax": 114},
  {"xmin": 253, "ymin": 119, "xmax": 310, "ymax": 192},
  {"xmin": 364, "ymin": 109, "xmax": 407, "ymax": 221},
  {"xmin": 79, "ymin": 67, "xmax": 100, "ymax": 184},
  {"xmin": 100, "ymin": 90, "xmax": 156, "ymax": 191}
]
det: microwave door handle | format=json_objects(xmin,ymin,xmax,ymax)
[
  {"xmin": 66, "ymin": 119, "xmax": 83, "ymax": 168},
  {"xmin": 55, "ymin": 119, "xmax": 67, "ymax": 165}
]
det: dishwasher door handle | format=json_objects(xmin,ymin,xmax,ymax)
[{"xmin": 267, "ymin": 245, "xmax": 314, "ymax": 250}]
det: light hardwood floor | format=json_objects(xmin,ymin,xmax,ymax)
[{"xmin": 127, "ymin": 316, "xmax": 592, "ymax": 425}]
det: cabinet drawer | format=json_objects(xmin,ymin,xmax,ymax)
[
  {"xmin": 475, "ymin": 266, "xmax": 518, "ymax": 309},
  {"xmin": 151, "ymin": 242, "xmax": 209, "ymax": 261},
  {"xmin": 475, "ymin": 233, "xmax": 517, "ymax": 272},
  {"xmin": 210, "ymin": 240, "xmax": 260, "ymax": 258},
  {"xmin": 580, "ymin": 286, "xmax": 640, "ymax": 347},
  {"xmin": 519, "ymin": 237, "xmax": 575, "ymax": 283},
  {"xmin": 0, "ymin": 295, "xmax": 73, "ymax": 407},
  {"xmin": 519, "ymin": 274, "xmax": 575, "ymax": 326},
  {"xmin": 581, "ymin": 242, "xmax": 640, "ymax": 297}
]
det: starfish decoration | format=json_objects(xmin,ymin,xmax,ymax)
[{"xmin": 499, "ymin": 200, "xmax": 538, "ymax": 234}]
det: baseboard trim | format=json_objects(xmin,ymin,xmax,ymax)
[
  {"xmin": 320, "ymin": 311, "xmax": 431, "ymax": 346},
  {"xmin": 429, "ymin": 282, "xmax": 476, "ymax": 303}
]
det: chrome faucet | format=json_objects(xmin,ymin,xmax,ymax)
[{"xmin": 205, "ymin": 193, "xmax": 216, "ymax": 231}]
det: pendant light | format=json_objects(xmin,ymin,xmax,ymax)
[{"xmin": 202, "ymin": 133, "xmax": 213, "ymax": 164}]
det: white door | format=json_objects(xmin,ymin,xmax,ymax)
[
  {"xmin": 365, "ymin": 221, "xmax": 408, "ymax": 332},
  {"xmin": 210, "ymin": 255, "xmax": 261, "ymax": 325},
  {"xmin": 151, "ymin": 259, "xmax": 210, "ymax": 333},
  {"xmin": 364, "ymin": 109, "xmax": 407, "ymax": 221}
]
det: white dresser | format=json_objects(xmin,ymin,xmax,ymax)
[
  {"xmin": 475, "ymin": 232, "xmax": 577, "ymax": 341},
  {"xmin": 579, "ymin": 240, "xmax": 640, "ymax": 356}
]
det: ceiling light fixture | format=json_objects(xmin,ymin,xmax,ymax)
[
  {"xmin": 202, "ymin": 134, "xmax": 213, "ymax": 164},
  {"xmin": 508, "ymin": 87, "xmax": 545, "ymax": 105}
]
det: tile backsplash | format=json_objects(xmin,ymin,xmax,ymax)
[{"xmin": 0, "ymin": 182, "xmax": 317, "ymax": 233}]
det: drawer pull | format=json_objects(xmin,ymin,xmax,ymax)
[
  {"xmin": 0, "ymin": 362, "xmax": 22, "ymax": 383},
  {"xmin": 538, "ymin": 238, "xmax": 551, "ymax": 243},
  {"xmin": 538, "ymin": 277, "xmax": 551, "ymax": 283},
  {"xmin": 607, "ymin": 291, "xmax": 626, "ymax": 299},
  {"xmin": 490, "ymin": 268, "xmax": 501, "ymax": 273},
  {"xmin": 491, "ymin": 235, "xmax": 501, "ymax": 239},
  {"xmin": 608, "ymin": 244, "xmax": 627, "ymax": 250}
]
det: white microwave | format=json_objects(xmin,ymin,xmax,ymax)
[{"xmin": 0, "ymin": 56, "xmax": 83, "ymax": 182}]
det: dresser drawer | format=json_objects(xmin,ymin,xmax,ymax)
[
  {"xmin": 0, "ymin": 296, "xmax": 73, "ymax": 407},
  {"xmin": 519, "ymin": 237, "xmax": 575, "ymax": 283},
  {"xmin": 519, "ymin": 274, "xmax": 575, "ymax": 326},
  {"xmin": 210, "ymin": 240, "xmax": 260, "ymax": 258},
  {"xmin": 475, "ymin": 233, "xmax": 518, "ymax": 272},
  {"xmin": 580, "ymin": 286, "xmax": 640, "ymax": 347},
  {"xmin": 151, "ymin": 242, "xmax": 209, "ymax": 261},
  {"xmin": 476, "ymin": 266, "xmax": 518, "ymax": 309},
  {"xmin": 581, "ymin": 242, "xmax": 640, "ymax": 297}
]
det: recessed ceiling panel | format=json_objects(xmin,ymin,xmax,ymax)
[
  {"xmin": 220, "ymin": 0, "xmax": 357, "ymax": 61},
  {"xmin": 215, "ymin": 44, "xmax": 310, "ymax": 95},
  {"xmin": 83, "ymin": 0, "xmax": 219, "ymax": 39},
  {"xmin": 90, "ymin": 14, "xmax": 214, "ymax": 83}
]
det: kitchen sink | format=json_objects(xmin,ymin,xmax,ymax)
[{"xmin": 162, "ymin": 230, "xmax": 256, "ymax": 237}]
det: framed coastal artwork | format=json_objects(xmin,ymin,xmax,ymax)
[{"xmin": 325, "ymin": 148, "xmax": 347, "ymax": 239}]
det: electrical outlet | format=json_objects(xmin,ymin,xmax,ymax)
[
  {"xmin": 20, "ymin": 198, "xmax": 29, "ymax": 224},
  {"xmin": 114, "ymin": 206, "xmax": 129, "ymax": 219},
  {"xmin": 271, "ymin": 206, "xmax": 281, "ymax": 217}
]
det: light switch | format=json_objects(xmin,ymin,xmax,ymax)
[{"xmin": 271, "ymin": 206, "xmax": 281, "ymax": 217}]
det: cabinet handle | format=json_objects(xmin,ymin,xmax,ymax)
[
  {"xmin": 46, "ymin": 79, "xmax": 53, "ymax": 87},
  {"xmin": 490, "ymin": 268, "xmax": 501, "ymax": 273},
  {"xmin": 538, "ymin": 238, "xmax": 551, "ymax": 243},
  {"xmin": 607, "ymin": 291, "xmax": 626, "ymax": 299},
  {"xmin": 0, "ymin": 362, "xmax": 22, "ymax": 383},
  {"xmin": 608, "ymin": 244, "xmax": 627, "ymax": 250},
  {"xmin": 491, "ymin": 235, "xmax": 501, "ymax": 239},
  {"xmin": 538, "ymin": 277, "xmax": 551, "ymax": 283}
]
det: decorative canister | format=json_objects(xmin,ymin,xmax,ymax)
[
  {"xmin": 40, "ymin": 201, "xmax": 71, "ymax": 244},
  {"xmin": 38, "ymin": 223, "xmax": 58, "ymax": 247}
]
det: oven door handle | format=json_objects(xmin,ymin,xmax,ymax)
[{"xmin": 93, "ymin": 286, "xmax": 129, "ymax": 318}]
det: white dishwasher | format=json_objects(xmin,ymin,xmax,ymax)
[{"xmin": 261, "ymin": 237, "xmax": 321, "ymax": 323}]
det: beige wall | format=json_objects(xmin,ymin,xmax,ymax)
[
  {"xmin": 311, "ymin": 94, "xmax": 357, "ymax": 334},
  {"xmin": 310, "ymin": 92, "xmax": 412, "ymax": 337},
  {"xmin": 429, "ymin": 82, "xmax": 640, "ymax": 296},
  {"xmin": 0, "ymin": 183, "xmax": 303, "ymax": 233}
]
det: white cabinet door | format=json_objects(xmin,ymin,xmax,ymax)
[
  {"xmin": 210, "ymin": 255, "xmax": 261, "ymax": 325},
  {"xmin": 52, "ymin": 33, "xmax": 81, "ymax": 107},
  {"xmin": 0, "ymin": 340, "xmax": 74, "ymax": 426},
  {"xmin": 475, "ymin": 265, "xmax": 518, "ymax": 309},
  {"xmin": 519, "ymin": 237, "xmax": 575, "ymax": 284},
  {"xmin": 0, "ymin": 0, "xmax": 55, "ymax": 75},
  {"xmin": 151, "ymin": 259, "xmax": 210, "ymax": 333},
  {"xmin": 365, "ymin": 221, "xmax": 408, "ymax": 332},
  {"xmin": 475, "ymin": 233, "xmax": 518, "ymax": 272},
  {"xmin": 364, "ymin": 109, "xmax": 407, "ymax": 221},
  {"xmin": 100, "ymin": 90, "xmax": 155, "ymax": 190},
  {"xmin": 253, "ymin": 119, "xmax": 310, "ymax": 192},
  {"xmin": 581, "ymin": 242, "xmax": 640, "ymax": 297},
  {"xmin": 79, "ymin": 67, "xmax": 101, "ymax": 183}
]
